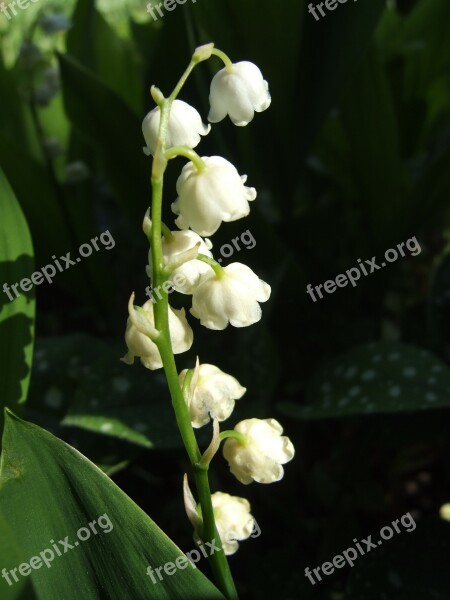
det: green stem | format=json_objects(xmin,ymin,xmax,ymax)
[
  {"xmin": 165, "ymin": 146, "xmax": 206, "ymax": 172},
  {"xmin": 161, "ymin": 222, "xmax": 174, "ymax": 242},
  {"xmin": 211, "ymin": 48, "xmax": 234, "ymax": 72},
  {"xmin": 219, "ymin": 430, "xmax": 247, "ymax": 445},
  {"xmin": 149, "ymin": 53, "xmax": 238, "ymax": 600},
  {"xmin": 197, "ymin": 254, "xmax": 226, "ymax": 279},
  {"xmin": 194, "ymin": 466, "xmax": 239, "ymax": 597}
]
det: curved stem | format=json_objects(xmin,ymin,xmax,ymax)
[
  {"xmin": 219, "ymin": 430, "xmax": 247, "ymax": 445},
  {"xmin": 165, "ymin": 146, "xmax": 206, "ymax": 172},
  {"xmin": 197, "ymin": 254, "xmax": 226, "ymax": 279},
  {"xmin": 211, "ymin": 48, "xmax": 234, "ymax": 72}
]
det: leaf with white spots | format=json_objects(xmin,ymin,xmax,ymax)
[
  {"xmin": 28, "ymin": 335, "xmax": 189, "ymax": 453},
  {"xmin": 278, "ymin": 342, "xmax": 450, "ymax": 419}
]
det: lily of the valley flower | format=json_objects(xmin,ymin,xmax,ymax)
[
  {"xmin": 142, "ymin": 99, "xmax": 210, "ymax": 156},
  {"xmin": 208, "ymin": 61, "xmax": 271, "ymax": 126},
  {"xmin": 121, "ymin": 298, "xmax": 193, "ymax": 370},
  {"xmin": 223, "ymin": 418, "xmax": 295, "ymax": 484},
  {"xmin": 171, "ymin": 156, "xmax": 256, "ymax": 237},
  {"xmin": 191, "ymin": 262, "xmax": 270, "ymax": 330},
  {"xmin": 195, "ymin": 492, "xmax": 256, "ymax": 556},
  {"xmin": 179, "ymin": 363, "xmax": 246, "ymax": 427},
  {"xmin": 147, "ymin": 230, "xmax": 213, "ymax": 294}
]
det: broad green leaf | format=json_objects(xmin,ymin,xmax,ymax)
[
  {"xmin": 0, "ymin": 412, "xmax": 224, "ymax": 600},
  {"xmin": 278, "ymin": 342, "xmax": 450, "ymax": 419},
  {"xmin": 58, "ymin": 52, "xmax": 148, "ymax": 224},
  {"xmin": 0, "ymin": 510, "xmax": 37, "ymax": 600},
  {"xmin": 67, "ymin": 0, "xmax": 143, "ymax": 115},
  {"xmin": 344, "ymin": 518, "xmax": 450, "ymax": 600},
  {"xmin": 0, "ymin": 168, "xmax": 35, "ymax": 437}
]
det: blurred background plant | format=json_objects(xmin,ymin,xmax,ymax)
[{"xmin": 1, "ymin": 0, "xmax": 450, "ymax": 598}]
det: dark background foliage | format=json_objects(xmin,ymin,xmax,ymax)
[{"xmin": 1, "ymin": 0, "xmax": 450, "ymax": 598}]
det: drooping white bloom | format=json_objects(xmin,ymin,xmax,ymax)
[
  {"xmin": 121, "ymin": 299, "xmax": 193, "ymax": 370},
  {"xmin": 195, "ymin": 492, "xmax": 255, "ymax": 555},
  {"xmin": 142, "ymin": 99, "xmax": 210, "ymax": 156},
  {"xmin": 172, "ymin": 156, "xmax": 256, "ymax": 237},
  {"xmin": 223, "ymin": 418, "xmax": 295, "ymax": 484},
  {"xmin": 147, "ymin": 230, "xmax": 213, "ymax": 294},
  {"xmin": 208, "ymin": 61, "xmax": 271, "ymax": 126},
  {"xmin": 179, "ymin": 363, "xmax": 246, "ymax": 427},
  {"xmin": 191, "ymin": 262, "xmax": 270, "ymax": 330}
]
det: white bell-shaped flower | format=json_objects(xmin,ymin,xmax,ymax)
[
  {"xmin": 179, "ymin": 363, "xmax": 246, "ymax": 428},
  {"xmin": 147, "ymin": 230, "xmax": 213, "ymax": 295},
  {"xmin": 208, "ymin": 61, "xmax": 271, "ymax": 126},
  {"xmin": 191, "ymin": 262, "xmax": 270, "ymax": 330},
  {"xmin": 223, "ymin": 418, "xmax": 295, "ymax": 484},
  {"xmin": 195, "ymin": 492, "xmax": 255, "ymax": 555},
  {"xmin": 121, "ymin": 299, "xmax": 193, "ymax": 370},
  {"xmin": 142, "ymin": 99, "xmax": 210, "ymax": 156},
  {"xmin": 171, "ymin": 156, "xmax": 256, "ymax": 237}
]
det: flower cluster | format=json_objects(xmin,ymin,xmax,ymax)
[{"xmin": 123, "ymin": 44, "xmax": 294, "ymax": 558}]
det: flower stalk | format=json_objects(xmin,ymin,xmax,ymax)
[{"xmin": 124, "ymin": 41, "xmax": 293, "ymax": 600}]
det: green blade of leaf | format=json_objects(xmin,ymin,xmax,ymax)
[
  {"xmin": 0, "ymin": 168, "xmax": 35, "ymax": 438},
  {"xmin": 0, "ymin": 510, "xmax": 37, "ymax": 600},
  {"xmin": 67, "ymin": 0, "xmax": 143, "ymax": 115},
  {"xmin": 0, "ymin": 411, "xmax": 225, "ymax": 600}
]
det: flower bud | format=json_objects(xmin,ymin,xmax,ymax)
[
  {"xmin": 208, "ymin": 61, "xmax": 271, "ymax": 126},
  {"xmin": 147, "ymin": 230, "xmax": 213, "ymax": 294},
  {"xmin": 121, "ymin": 300, "xmax": 193, "ymax": 370},
  {"xmin": 172, "ymin": 156, "xmax": 256, "ymax": 237},
  {"xmin": 142, "ymin": 99, "xmax": 210, "ymax": 157},
  {"xmin": 223, "ymin": 418, "xmax": 295, "ymax": 484},
  {"xmin": 191, "ymin": 262, "xmax": 270, "ymax": 330},
  {"xmin": 179, "ymin": 363, "xmax": 246, "ymax": 428},
  {"xmin": 195, "ymin": 492, "xmax": 256, "ymax": 555}
]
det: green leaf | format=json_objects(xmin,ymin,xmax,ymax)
[
  {"xmin": 0, "ymin": 411, "xmax": 225, "ymax": 600},
  {"xmin": 278, "ymin": 342, "xmax": 450, "ymax": 419},
  {"xmin": 0, "ymin": 510, "xmax": 37, "ymax": 600},
  {"xmin": 58, "ymin": 52, "xmax": 148, "ymax": 224},
  {"xmin": 67, "ymin": 0, "xmax": 143, "ymax": 115},
  {"xmin": 29, "ymin": 334, "xmax": 185, "ymax": 450},
  {"xmin": 0, "ymin": 168, "xmax": 35, "ymax": 438},
  {"xmin": 344, "ymin": 518, "xmax": 450, "ymax": 600}
]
